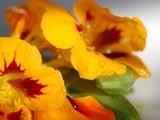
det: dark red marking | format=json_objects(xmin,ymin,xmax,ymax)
[
  {"xmin": 104, "ymin": 52, "xmax": 127, "ymax": 59},
  {"xmin": 7, "ymin": 109, "xmax": 22, "ymax": 120},
  {"xmin": 20, "ymin": 78, "xmax": 47, "ymax": 98},
  {"xmin": 67, "ymin": 96, "xmax": 79, "ymax": 110},
  {"xmin": 0, "ymin": 54, "xmax": 25, "ymax": 75},
  {"xmin": 93, "ymin": 27, "xmax": 121, "ymax": 51},
  {"xmin": 0, "ymin": 111, "xmax": 4, "ymax": 116},
  {"xmin": 86, "ymin": 10, "xmax": 93, "ymax": 21},
  {"xmin": 76, "ymin": 24, "xmax": 83, "ymax": 32},
  {"xmin": 9, "ymin": 78, "xmax": 47, "ymax": 98},
  {"xmin": 3, "ymin": 60, "xmax": 23, "ymax": 74},
  {"xmin": 20, "ymin": 30, "xmax": 30, "ymax": 40},
  {"xmin": 67, "ymin": 96, "xmax": 90, "ymax": 117}
]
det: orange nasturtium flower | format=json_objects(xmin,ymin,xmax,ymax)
[
  {"xmin": 41, "ymin": 0, "xmax": 150, "ymax": 80},
  {"xmin": 0, "ymin": 37, "xmax": 66, "ymax": 118},
  {"xmin": 0, "ymin": 37, "xmax": 115, "ymax": 120}
]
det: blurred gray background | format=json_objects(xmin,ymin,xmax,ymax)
[{"xmin": 0, "ymin": 0, "xmax": 160, "ymax": 120}]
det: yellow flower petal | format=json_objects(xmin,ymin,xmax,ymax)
[
  {"xmin": 71, "ymin": 41, "xmax": 126, "ymax": 80},
  {"xmin": 41, "ymin": 4, "xmax": 82, "ymax": 49},
  {"xmin": 115, "ymin": 54, "xmax": 151, "ymax": 78}
]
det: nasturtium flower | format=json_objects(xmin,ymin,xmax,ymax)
[
  {"xmin": 73, "ymin": 0, "xmax": 150, "ymax": 78},
  {"xmin": 33, "ymin": 97, "xmax": 115, "ymax": 120},
  {"xmin": 73, "ymin": 0, "xmax": 147, "ymax": 53},
  {"xmin": 0, "ymin": 37, "xmax": 66, "ymax": 111},
  {"xmin": 41, "ymin": 0, "xmax": 150, "ymax": 79}
]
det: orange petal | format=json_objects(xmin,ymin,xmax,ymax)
[
  {"xmin": 68, "ymin": 96, "xmax": 115, "ymax": 120},
  {"xmin": 33, "ymin": 98, "xmax": 89, "ymax": 120},
  {"xmin": 115, "ymin": 54, "xmax": 151, "ymax": 78},
  {"xmin": 33, "ymin": 96, "xmax": 115, "ymax": 120}
]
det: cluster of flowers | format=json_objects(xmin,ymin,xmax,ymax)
[{"xmin": 0, "ymin": 0, "xmax": 150, "ymax": 119}]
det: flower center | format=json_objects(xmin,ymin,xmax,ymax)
[{"xmin": 0, "ymin": 73, "xmax": 22, "ymax": 106}]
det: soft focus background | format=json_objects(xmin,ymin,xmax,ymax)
[{"xmin": 0, "ymin": 0, "xmax": 160, "ymax": 120}]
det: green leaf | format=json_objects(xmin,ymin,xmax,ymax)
[
  {"xmin": 95, "ymin": 67, "xmax": 138, "ymax": 95},
  {"xmin": 60, "ymin": 68, "xmax": 141, "ymax": 120}
]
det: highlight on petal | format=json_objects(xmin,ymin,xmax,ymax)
[
  {"xmin": 73, "ymin": 0, "xmax": 147, "ymax": 53},
  {"xmin": 71, "ymin": 41, "xmax": 126, "ymax": 80},
  {"xmin": 41, "ymin": 4, "xmax": 82, "ymax": 49},
  {"xmin": 0, "ymin": 37, "xmax": 66, "ymax": 111}
]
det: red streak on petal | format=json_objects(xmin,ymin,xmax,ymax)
[
  {"xmin": 20, "ymin": 78, "xmax": 47, "ymax": 98},
  {"xmin": 76, "ymin": 24, "xmax": 83, "ymax": 32},
  {"xmin": 0, "ymin": 111, "xmax": 4, "ymax": 116},
  {"xmin": 3, "ymin": 60, "xmax": 23, "ymax": 73},
  {"xmin": 86, "ymin": 10, "xmax": 93, "ymax": 21},
  {"xmin": 0, "ymin": 53, "xmax": 25, "ymax": 75},
  {"xmin": 7, "ymin": 109, "xmax": 22, "ymax": 120},
  {"xmin": 20, "ymin": 30, "xmax": 30, "ymax": 39},
  {"xmin": 93, "ymin": 27, "xmax": 121, "ymax": 51},
  {"xmin": 9, "ymin": 78, "xmax": 47, "ymax": 98}
]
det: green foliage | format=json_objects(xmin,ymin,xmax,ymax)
[
  {"xmin": 61, "ymin": 68, "xmax": 141, "ymax": 120},
  {"xmin": 95, "ymin": 67, "xmax": 138, "ymax": 95}
]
